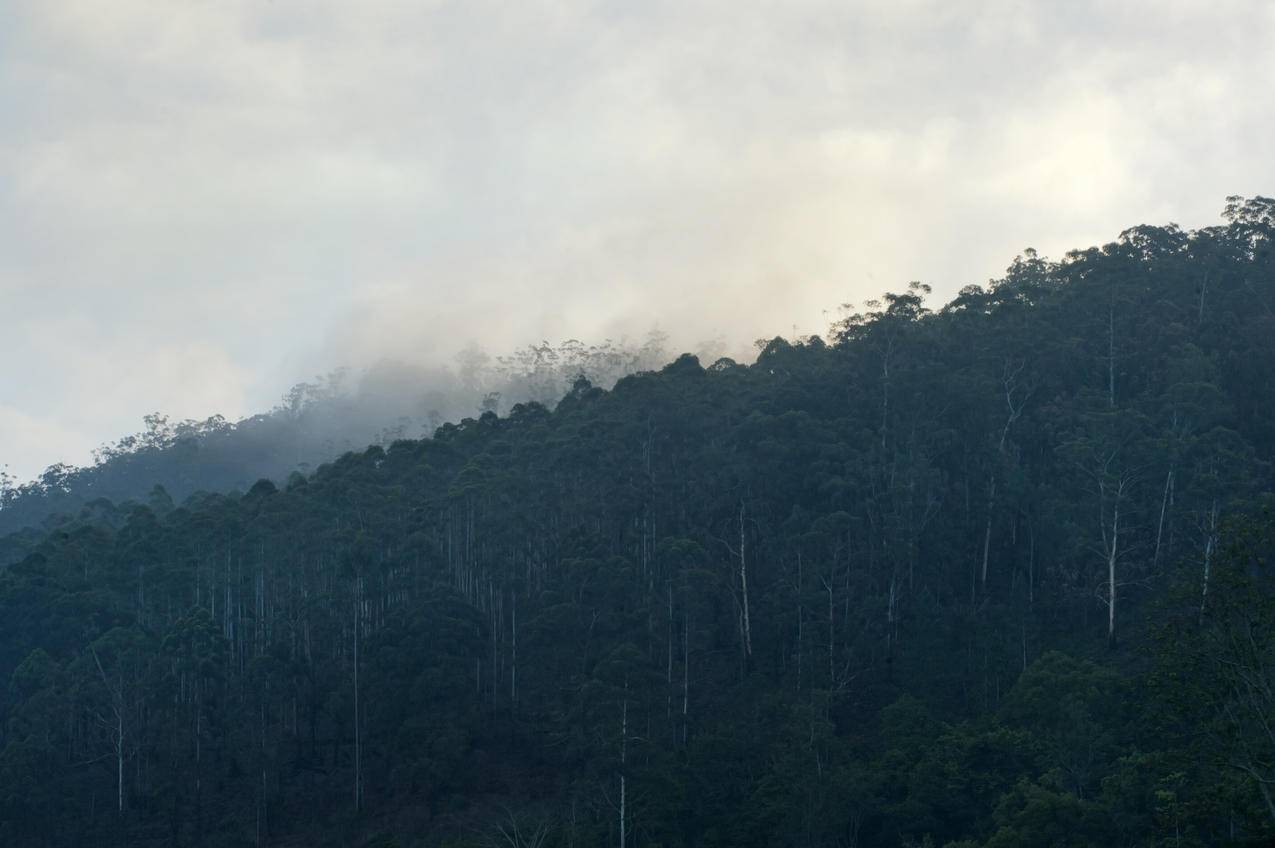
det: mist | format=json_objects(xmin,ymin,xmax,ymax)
[
  {"xmin": 5, "ymin": 1, "xmax": 1275, "ymax": 482},
  {"xmin": 0, "ymin": 329, "xmax": 723, "ymax": 536},
  {"xmin": 6, "ymin": 4, "xmax": 1275, "ymax": 844}
]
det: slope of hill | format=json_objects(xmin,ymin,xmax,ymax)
[
  {"xmin": 0, "ymin": 334, "xmax": 672, "ymax": 544},
  {"xmin": 2, "ymin": 197, "xmax": 1274, "ymax": 846}
]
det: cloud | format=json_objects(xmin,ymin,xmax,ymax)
[
  {"xmin": 0, "ymin": 404, "xmax": 91, "ymax": 485},
  {"xmin": 2, "ymin": 0, "xmax": 1274, "ymax": 480}
]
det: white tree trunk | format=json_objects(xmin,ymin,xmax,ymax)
[
  {"xmin": 353, "ymin": 578, "xmax": 362, "ymax": 813},
  {"xmin": 619, "ymin": 685, "xmax": 628, "ymax": 848},
  {"xmin": 1107, "ymin": 297, "xmax": 1117, "ymax": 408},
  {"xmin": 1154, "ymin": 467, "xmax": 1174, "ymax": 568},
  {"xmin": 980, "ymin": 475, "xmax": 996, "ymax": 587},
  {"xmin": 666, "ymin": 585, "xmax": 673, "ymax": 718},
  {"xmin": 983, "ymin": 360, "xmax": 1025, "ymax": 589},
  {"xmin": 795, "ymin": 552, "xmax": 803, "ymax": 692},
  {"xmin": 738, "ymin": 503, "xmax": 752, "ymax": 658},
  {"xmin": 682, "ymin": 612, "xmax": 689, "ymax": 746},
  {"xmin": 91, "ymin": 649, "xmax": 126, "ymax": 816},
  {"xmin": 1107, "ymin": 500, "xmax": 1119, "ymax": 647},
  {"xmin": 117, "ymin": 707, "xmax": 124, "ymax": 816},
  {"xmin": 504, "ymin": 589, "xmax": 510, "ymax": 709},
  {"xmin": 1200, "ymin": 499, "xmax": 1219, "ymax": 618},
  {"xmin": 822, "ymin": 574, "xmax": 835, "ymax": 687}
]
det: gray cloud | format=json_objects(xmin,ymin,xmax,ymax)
[{"xmin": 3, "ymin": 0, "xmax": 1274, "ymax": 480}]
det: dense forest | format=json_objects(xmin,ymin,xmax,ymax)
[
  {"xmin": 2, "ymin": 196, "xmax": 1274, "ymax": 846},
  {"xmin": 0, "ymin": 332, "xmax": 674, "ymax": 543}
]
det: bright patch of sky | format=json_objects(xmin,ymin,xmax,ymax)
[{"xmin": 3, "ymin": 0, "xmax": 1273, "ymax": 480}]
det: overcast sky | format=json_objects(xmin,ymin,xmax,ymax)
[{"xmin": 2, "ymin": 0, "xmax": 1273, "ymax": 482}]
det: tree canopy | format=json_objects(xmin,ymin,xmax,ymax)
[{"xmin": 2, "ymin": 200, "xmax": 1274, "ymax": 846}]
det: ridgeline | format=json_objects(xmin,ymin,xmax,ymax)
[{"xmin": 2, "ymin": 197, "xmax": 1275, "ymax": 846}]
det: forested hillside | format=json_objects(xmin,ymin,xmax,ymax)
[
  {"xmin": 0, "ymin": 333, "xmax": 671, "ymax": 543},
  {"xmin": 2, "ymin": 197, "xmax": 1275, "ymax": 847}
]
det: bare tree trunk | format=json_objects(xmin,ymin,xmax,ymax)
[
  {"xmin": 1107, "ymin": 296, "xmax": 1117, "ymax": 408},
  {"xmin": 682, "ymin": 612, "xmax": 689, "ymax": 746},
  {"xmin": 1027, "ymin": 519, "xmax": 1035, "ymax": 608},
  {"xmin": 1200, "ymin": 499, "xmax": 1219, "ymax": 619},
  {"xmin": 983, "ymin": 360, "xmax": 1026, "ymax": 591},
  {"xmin": 1154, "ymin": 467, "xmax": 1174, "ymax": 569},
  {"xmin": 194, "ymin": 704, "xmax": 203, "ymax": 847},
  {"xmin": 117, "ymin": 706, "xmax": 124, "ymax": 817},
  {"xmin": 91, "ymin": 649, "xmax": 126, "ymax": 817},
  {"xmin": 1021, "ymin": 621, "xmax": 1028, "ymax": 672},
  {"xmin": 257, "ymin": 700, "xmax": 267, "ymax": 848},
  {"xmin": 738, "ymin": 503, "xmax": 752, "ymax": 659},
  {"xmin": 880, "ymin": 337, "xmax": 893, "ymax": 449},
  {"xmin": 511, "ymin": 590, "xmax": 517, "ymax": 712},
  {"xmin": 353, "ymin": 578, "xmax": 362, "ymax": 813},
  {"xmin": 795, "ymin": 552, "xmax": 803, "ymax": 692},
  {"xmin": 619, "ymin": 681, "xmax": 628, "ymax": 848},
  {"xmin": 821, "ymin": 574, "xmax": 834, "ymax": 687},
  {"xmin": 980, "ymin": 474, "xmax": 996, "ymax": 587},
  {"xmin": 886, "ymin": 574, "xmax": 898, "ymax": 664},
  {"xmin": 666, "ymin": 585, "xmax": 673, "ymax": 719},
  {"xmin": 1107, "ymin": 500, "xmax": 1119, "ymax": 648}
]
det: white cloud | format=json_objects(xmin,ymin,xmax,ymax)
[{"xmin": 2, "ymin": 0, "xmax": 1274, "ymax": 479}]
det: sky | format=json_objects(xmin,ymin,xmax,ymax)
[{"xmin": 2, "ymin": 0, "xmax": 1274, "ymax": 482}]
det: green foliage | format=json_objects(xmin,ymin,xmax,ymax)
[{"xmin": 1, "ymin": 200, "xmax": 1274, "ymax": 844}]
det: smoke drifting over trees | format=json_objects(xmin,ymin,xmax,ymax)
[
  {"xmin": 1, "ymin": 200, "xmax": 1275, "ymax": 846},
  {"xmin": 0, "ymin": 332, "xmax": 682, "ymax": 540}
]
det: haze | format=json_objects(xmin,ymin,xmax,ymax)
[{"xmin": 3, "ymin": 0, "xmax": 1274, "ymax": 481}]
